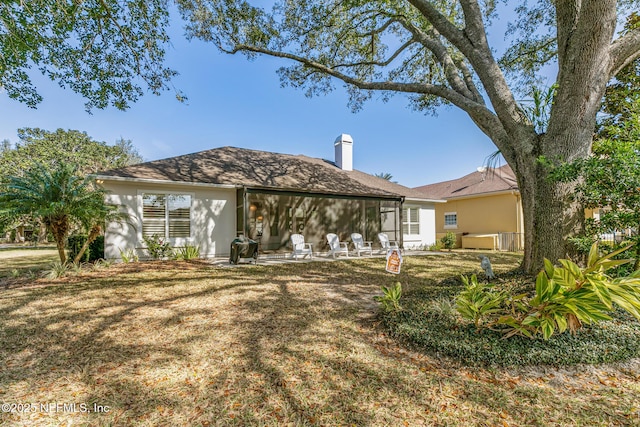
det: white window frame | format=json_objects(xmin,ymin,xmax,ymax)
[
  {"xmin": 402, "ymin": 206, "xmax": 420, "ymax": 236},
  {"xmin": 139, "ymin": 191, "xmax": 194, "ymax": 244},
  {"xmin": 444, "ymin": 212, "xmax": 458, "ymax": 229}
]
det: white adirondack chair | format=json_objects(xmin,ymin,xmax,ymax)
[
  {"xmin": 290, "ymin": 234, "xmax": 313, "ymax": 260},
  {"xmin": 326, "ymin": 233, "xmax": 349, "ymax": 258},
  {"xmin": 351, "ymin": 233, "xmax": 373, "ymax": 256},
  {"xmin": 378, "ymin": 233, "xmax": 400, "ymax": 253}
]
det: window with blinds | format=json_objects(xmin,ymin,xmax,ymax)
[
  {"xmin": 142, "ymin": 193, "xmax": 191, "ymax": 238},
  {"xmin": 402, "ymin": 207, "xmax": 420, "ymax": 235}
]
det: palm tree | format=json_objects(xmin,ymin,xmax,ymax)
[
  {"xmin": 374, "ymin": 172, "xmax": 397, "ymax": 183},
  {"xmin": 0, "ymin": 164, "xmax": 110, "ymax": 263},
  {"xmin": 72, "ymin": 197, "xmax": 127, "ymax": 264}
]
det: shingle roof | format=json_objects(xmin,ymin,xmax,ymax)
[
  {"xmin": 413, "ymin": 164, "xmax": 519, "ymax": 199},
  {"xmin": 97, "ymin": 146, "xmax": 435, "ymax": 200}
]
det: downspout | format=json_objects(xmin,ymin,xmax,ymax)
[
  {"xmin": 399, "ymin": 197, "xmax": 405, "ymax": 249},
  {"xmin": 243, "ymin": 186, "xmax": 249, "ymax": 238}
]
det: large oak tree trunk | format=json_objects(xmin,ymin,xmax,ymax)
[
  {"xmin": 516, "ymin": 158, "xmax": 585, "ymax": 274},
  {"xmin": 504, "ymin": 0, "xmax": 618, "ymax": 274}
]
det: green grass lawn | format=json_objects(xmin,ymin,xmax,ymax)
[
  {"xmin": 0, "ymin": 251, "xmax": 639, "ymax": 426},
  {"xmin": 0, "ymin": 246, "xmax": 58, "ymax": 277}
]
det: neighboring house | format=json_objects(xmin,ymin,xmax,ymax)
[
  {"xmin": 95, "ymin": 134, "xmax": 443, "ymax": 259},
  {"xmin": 414, "ymin": 165, "xmax": 524, "ymax": 251}
]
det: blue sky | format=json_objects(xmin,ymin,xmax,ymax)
[{"xmin": 0, "ymin": 11, "xmax": 509, "ymax": 189}]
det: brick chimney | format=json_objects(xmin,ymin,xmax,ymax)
[{"xmin": 334, "ymin": 134, "xmax": 353, "ymax": 171}]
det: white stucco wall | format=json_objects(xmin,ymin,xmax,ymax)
[
  {"xmin": 102, "ymin": 180, "xmax": 236, "ymax": 260},
  {"xmin": 402, "ymin": 201, "xmax": 437, "ymax": 249}
]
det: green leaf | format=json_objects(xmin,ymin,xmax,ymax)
[
  {"xmin": 587, "ymin": 242, "xmax": 599, "ymax": 268},
  {"xmin": 544, "ymin": 258, "xmax": 555, "ymax": 278},
  {"xmin": 536, "ymin": 270, "xmax": 549, "ymax": 299},
  {"xmin": 559, "ymin": 259, "xmax": 583, "ymax": 281}
]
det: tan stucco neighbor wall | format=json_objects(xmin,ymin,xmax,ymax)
[{"xmin": 435, "ymin": 192, "xmax": 523, "ymax": 248}]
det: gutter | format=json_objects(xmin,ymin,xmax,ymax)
[
  {"xmin": 91, "ymin": 174, "xmax": 237, "ymax": 190},
  {"xmin": 442, "ymin": 189, "xmax": 520, "ymax": 202},
  {"xmin": 404, "ymin": 196, "xmax": 447, "ymax": 204}
]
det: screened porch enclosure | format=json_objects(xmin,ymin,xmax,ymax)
[{"xmin": 236, "ymin": 189, "xmax": 402, "ymax": 253}]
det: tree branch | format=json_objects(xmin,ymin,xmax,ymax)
[
  {"xmin": 333, "ymin": 39, "xmax": 417, "ymax": 69},
  {"xmin": 231, "ymin": 43, "xmax": 486, "ymax": 111},
  {"xmin": 395, "ymin": 16, "xmax": 480, "ymax": 102},
  {"xmin": 459, "ymin": 0, "xmax": 489, "ymax": 49},
  {"xmin": 406, "ymin": 0, "xmax": 474, "ymax": 57},
  {"xmin": 407, "ymin": 0, "xmax": 527, "ymax": 136},
  {"xmin": 610, "ymin": 27, "xmax": 640, "ymax": 77}
]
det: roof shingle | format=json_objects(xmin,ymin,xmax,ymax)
[
  {"xmin": 413, "ymin": 165, "xmax": 518, "ymax": 199},
  {"xmin": 97, "ymin": 146, "xmax": 436, "ymax": 200}
]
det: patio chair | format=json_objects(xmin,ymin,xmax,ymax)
[
  {"xmin": 326, "ymin": 233, "xmax": 349, "ymax": 258},
  {"xmin": 351, "ymin": 233, "xmax": 373, "ymax": 257},
  {"xmin": 378, "ymin": 233, "xmax": 400, "ymax": 253},
  {"xmin": 290, "ymin": 233, "xmax": 313, "ymax": 260}
]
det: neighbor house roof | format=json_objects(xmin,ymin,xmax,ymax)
[
  {"xmin": 96, "ymin": 146, "xmax": 439, "ymax": 201},
  {"xmin": 413, "ymin": 164, "xmax": 518, "ymax": 199}
]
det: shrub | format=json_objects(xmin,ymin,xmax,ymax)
[
  {"xmin": 374, "ymin": 282, "xmax": 403, "ymax": 312},
  {"xmin": 454, "ymin": 243, "xmax": 640, "ymax": 340},
  {"xmin": 428, "ymin": 241, "xmax": 444, "ymax": 251},
  {"xmin": 119, "ymin": 247, "xmax": 139, "ymax": 263},
  {"xmin": 92, "ymin": 259, "xmax": 113, "ymax": 271},
  {"xmin": 498, "ymin": 243, "xmax": 640, "ymax": 339},
  {"xmin": 441, "ymin": 232, "xmax": 456, "ymax": 251},
  {"xmin": 69, "ymin": 263, "xmax": 84, "ymax": 274},
  {"xmin": 46, "ymin": 261, "xmax": 69, "ymax": 279},
  {"xmin": 455, "ymin": 275, "xmax": 508, "ymax": 330},
  {"xmin": 67, "ymin": 235, "xmax": 105, "ymax": 262},
  {"xmin": 142, "ymin": 234, "xmax": 173, "ymax": 260},
  {"xmin": 175, "ymin": 245, "xmax": 200, "ymax": 260}
]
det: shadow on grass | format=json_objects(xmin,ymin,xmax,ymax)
[{"xmin": 1, "ymin": 254, "xmax": 637, "ymax": 425}]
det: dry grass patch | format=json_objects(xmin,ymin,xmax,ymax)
[{"xmin": 0, "ymin": 253, "xmax": 638, "ymax": 426}]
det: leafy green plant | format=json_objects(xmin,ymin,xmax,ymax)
[
  {"xmin": 142, "ymin": 234, "xmax": 173, "ymax": 260},
  {"xmin": 441, "ymin": 232, "xmax": 456, "ymax": 251},
  {"xmin": 428, "ymin": 241, "xmax": 444, "ymax": 251},
  {"xmin": 374, "ymin": 282, "xmax": 403, "ymax": 312},
  {"xmin": 9, "ymin": 269, "xmax": 20, "ymax": 278},
  {"xmin": 69, "ymin": 262, "xmax": 84, "ymax": 274},
  {"xmin": 91, "ymin": 259, "xmax": 113, "ymax": 271},
  {"xmin": 68, "ymin": 235, "xmax": 106, "ymax": 263},
  {"xmin": 46, "ymin": 261, "xmax": 69, "ymax": 279},
  {"xmin": 426, "ymin": 297, "xmax": 457, "ymax": 320},
  {"xmin": 497, "ymin": 243, "xmax": 640, "ymax": 340},
  {"xmin": 119, "ymin": 247, "xmax": 139, "ymax": 263},
  {"xmin": 455, "ymin": 275, "xmax": 507, "ymax": 330},
  {"xmin": 175, "ymin": 245, "xmax": 200, "ymax": 260}
]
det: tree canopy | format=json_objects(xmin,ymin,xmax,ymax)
[
  {"xmin": 0, "ymin": 128, "xmax": 143, "ymax": 178},
  {"xmin": 0, "ymin": 0, "xmax": 180, "ymax": 110},
  {"xmin": 0, "ymin": 164, "xmax": 112, "ymax": 263}
]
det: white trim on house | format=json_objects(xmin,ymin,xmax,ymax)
[
  {"xmin": 405, "ymin": 197, "xmax": 447, "ymax": 204},
  {"xmin": 442, "ymin": 189, "xmax": 519, "ymax": 201},
  {"xmin": 94, "ymin": 174, "xmax": 238, "ymax": 190}
]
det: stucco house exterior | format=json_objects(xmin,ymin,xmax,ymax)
[
  {"xmin": 95, "ymin": 135, "xmax": 443, "ymax": 260},
  {"xmin": 414, "ymin": 165, "xmax": 524, "ymax": 251}
]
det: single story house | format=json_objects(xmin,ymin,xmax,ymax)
[
  {"xmin": 414, "ymin": 165, "xmax": 524, "ymax": 251},
  {"xmin": 95, "ymin": 134, "xmax": 444, "ymax": 259}
]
